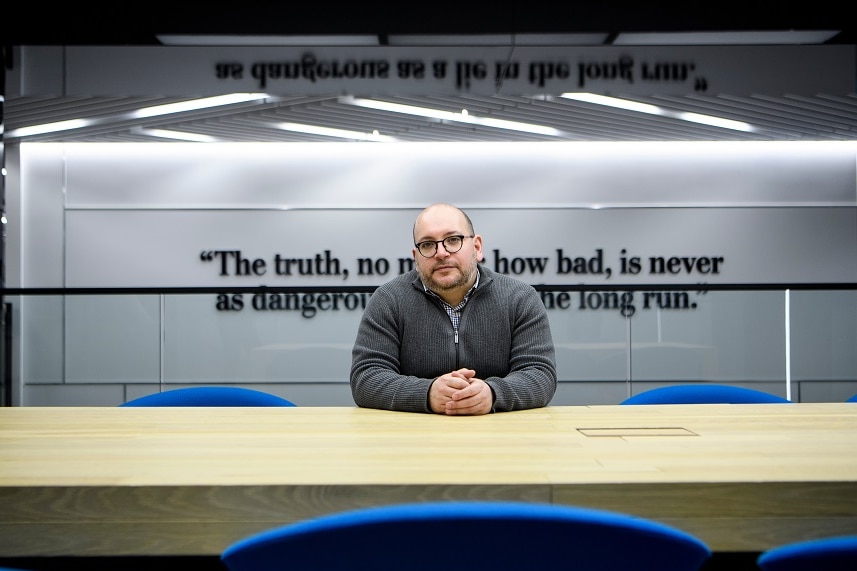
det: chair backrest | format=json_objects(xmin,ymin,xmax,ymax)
[
  {"xmin": 621, "ymin": 384, "xmax": 791, "ymax": 405},
  {"xmin": 221, "ymin": 501, "xmax": 711, "ymax": 571},
  {"xmin": 120, "ymin": 386, "xmax": 296, "ymax": 407},
  {"xmin": 757, "ymin": 534, "xmax": 857, "ymax": 571}
]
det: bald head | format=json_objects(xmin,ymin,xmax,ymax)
[{"xmin": 413, "ymin": 203, "xmax": 474, "ymax": 243}]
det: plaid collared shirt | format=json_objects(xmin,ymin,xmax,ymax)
[{"xmin": 423, "ymin": 269, "xmax": 480, "ymax": 330}]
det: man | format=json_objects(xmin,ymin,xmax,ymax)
[{"xmin": 350, "ymin": 203, "xmax": 557, "ymax": 415}]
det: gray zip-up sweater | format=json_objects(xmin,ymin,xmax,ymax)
[{"xmin": 350, "ymin": 265, "xmax": 557, "ymax": 413}]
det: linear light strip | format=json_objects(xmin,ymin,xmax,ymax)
[
  {"xmin": 132, "ymin": 94, "xmax": 270, "ymax": 118},
  {"xmin": 132, "ymin": 127, "xmax": 219, "ymax": 142},
  {"xmin": 7, "ymin": 94, "xmax": 271, "ymax": 139},
  {"xmin": 339, "ymin": 96, "xmax": 563, "ymax": 136},
  {"xmin": 275, "ymin": 122, "xmax": 397, "ymax": 142},
  {"xmin": 560, "ymin": 93, "xmax": 755, "ymax": 133},
  {"xmin": 9, "ymin": 118, "xmax": 96, "ymax": 138}
]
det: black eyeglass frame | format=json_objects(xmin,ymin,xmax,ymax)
[{"xmin": 414, "ymin": 234, "xmax": 475, "ymax": 258}]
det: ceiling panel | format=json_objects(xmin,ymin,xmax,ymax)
[
  {"xmin": 4, "ymin": 3, "xmax": 856, "ymax": 143},
  {"xmin": 6, "ymin": 92, "xmax": 857, "ymax": 143}
]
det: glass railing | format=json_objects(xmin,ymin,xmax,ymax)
[{"xmin": 2, "ymin": 284, "xmax": 856, "ymax": 406}]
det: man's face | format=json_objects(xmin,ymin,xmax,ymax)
[{"xmin": 412, "ymin": 206, "xmax": 482, "ymax": 293}]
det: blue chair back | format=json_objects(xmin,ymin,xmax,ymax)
[
  {"xmin": 621, "ymin": 384, "xmax": 791, "ymax": 405},
  {"xmin": 120, "ymin": 386, "xmax": 296, "ymax": 407},
  {"xmin": 221, "ymin": 501, "xmax": 711, "ymax": 571},
  {"xmin": 757, "ymin": 534, "xmax": 857, "ymax": 571},
  {"xmin": 847, "ymin": 393, "xmax": 857, "ymax": 402}
]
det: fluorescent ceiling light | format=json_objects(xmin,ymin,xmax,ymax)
[
  {"xmin": 8, "ymin": 94, "xmax": 273, "ymax": 139},
  {"xmin": 560, "ymin": 93, "xmax": 755, "ymax": 133},
  {"xmin": 341, "ymin": 96, "xmax": 563, "ymax": 136},
  {"xmin": 133, "ymin": 94, "xmax": 270, "ymax": 118},
  {"xmin": 560, "ymin": 93, "xmax": 662, "ymax": 115},
  {"xmin": 8, "ymin": 118, "xmax": 95, "ymax": 138},
  {"xmin": 158, "ymin": 35, "xmax": 380, "ymax": 46},
  {"xmin": 675, "ymin": 112, "xmax": 754, "ymax": 131},
  {"xmin": 131, "ymin": 127, "xmax": 218, "ymax": 142},
  {"xmin": 467, "ymin": 116, "xmax": 562, "ymax": 135},
  {"xmin": 612, "ymin": 30, "xmax": 840, "ymax": 45},
  {"xmin": 275, "ymin": 122, "xmax": 397, "ymax": 142}
]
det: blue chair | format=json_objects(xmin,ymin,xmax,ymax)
[
  {"xmin": 621, "ymin": 384, "xmax": 791, "ymax": 405},
  {"xmin": 757, "ymin": 534, "xmax": 857, "ymax": 571},
  {"xmin": 847, "ymin": 393, "xmax": 857, "ymax": 402},
  {"xmin": 221, "ymin": 501, "xmax": 711, "ymax": 571},
  {"xmin": 120, "ymin": 386, "xmax": 296, "ymax": 407}
]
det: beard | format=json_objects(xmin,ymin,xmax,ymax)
[{"xmin": 418, "ymin": 258, "xmax": 476, "ymax": 293}]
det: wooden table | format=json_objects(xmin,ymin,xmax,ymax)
[{"xmin": 1, "ymin": 404, "xmax": 856, "ymax": 557}]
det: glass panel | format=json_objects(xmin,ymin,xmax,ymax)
[
  {"xmin": 544, "ymin": 290, "xmax": 629, "ymax": 382},
  {"xmin": 630, "ymin": 290, "xmax": 787, "ymax": 381},
  {"xmin": 5, "ymin": 287, "xmax": 857, "ymax": 405},
  {"xmin": 65, "ymin": 295, "xmax": 161, "ymax": 383},
  {"xmin": 790, "ymin": 289, "xmax": 857, "ymax": 380},
  {"xmin": 162, "ymin": 293, "xmax": 360, "ymax": 384}
]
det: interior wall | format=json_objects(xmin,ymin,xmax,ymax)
[{"xmin": 5, "ymin": 141, "xmax": 857, "ymax": 405}]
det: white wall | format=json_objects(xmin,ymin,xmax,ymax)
[{"xmin": 6, "ymin": 140, "xmax": 857, "ymax": 405}]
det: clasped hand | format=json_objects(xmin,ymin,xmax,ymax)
[{"xmin": 429, "ymin": 368, "xmax": 493, "ymax": 416}]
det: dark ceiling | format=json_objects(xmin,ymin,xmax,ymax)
[
  {"xmin": 4, "ymin": 2, "xmax": 857, "ymax": 46},
  {"xmin": 3, "ymin": 2, "xmax": 857, "ymax": 143}
]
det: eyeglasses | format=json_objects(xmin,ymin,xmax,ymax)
[{"xmin": 415, "ymin": 235, "xmax": 474, "ymax": 258}]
